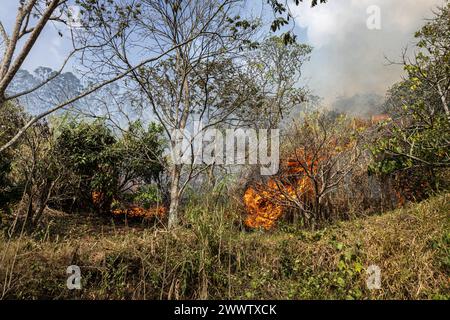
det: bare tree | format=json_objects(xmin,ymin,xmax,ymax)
[
  {"xmin": 81, "ymin": 0, "xmax": 260, "ymax": 228},
  {"xmin": 0, "ymin": 0, "xmax": 64, "ymax": 104},
  {"xmin": 236, "ymin": 36, "xmax": 311, "ymax": 129},
  {"xmin": 0, "ymin": 0, "xmax": 228, "ymax": 153},
  {"xmin": 246, "ymin": 113, "xmax": 363, "ymax": 229}
]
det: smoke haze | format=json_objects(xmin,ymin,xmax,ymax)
[{"xmin": 291, "ymin": 0, "xmax": 446, "ymax": 111}]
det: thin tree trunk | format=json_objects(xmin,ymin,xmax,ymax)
[
  {"xmin": 437, "ymin": 82, "xmax": 450, "ymax": 122},
  {"xmin": 167, "ymin": 50, "xmax": 190, "ymax": 229},
  {"xmin": 168, "ymin": 164, "xmax": 182, "ymax": 229}
]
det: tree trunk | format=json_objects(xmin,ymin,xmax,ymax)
[
  {"xmin": 167, "ymin": 47, "xmax": 190, "ymax": 229},
  {"xmin": 168, "ymin": 164, "xmax": 182, "ymax": 229},
  {"xmin": 437, "ymin": 82, "xmax": 450, "ymax": 123}
]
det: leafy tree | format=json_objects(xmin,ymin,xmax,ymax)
[
  {"xmin": 409, "ymin": 4, "xmax": 450, "ymax": 120},
  {"xmin": 370, "ymin": 4, "xmax": 450, "ymax": 193},
  {"xmin": 54, "ymin": 119, "xmax": 165, "ymax": 212},
  {"xmin": 54, "ymin": 120, "xmax": 118, "ymax": 211},
  {"xmin": 111, "ymin": 121, "xmax": 166, "ymax": 190},
  {"xmin": 240, "ymin": 36, "xmax": 312, "ymax": 128}
]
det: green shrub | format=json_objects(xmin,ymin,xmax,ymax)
[
  {"xmin": 53, "ymin": 119, "xmax": 166, "ymax": 212},
  {"xmin": 0, "ymin": 102, "xmax": 27, "ymax": 209}
]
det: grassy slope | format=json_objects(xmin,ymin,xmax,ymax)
[{"xmin": 0, "ymin": 193, "xmax": 449, "ymax": 300}]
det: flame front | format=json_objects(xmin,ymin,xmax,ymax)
[
  {"xmin": 243, "ymin": 182, "xmax": 284, "ymax": 230},
  {"xmin": 112, "ymin": 206, "xmax": 167, "ymax": 219},
  {"xmin": 92, "ymin": 191, "xmax": 167, "ymax": 219},
  {"xmin": 243, "ymin": 149, "xmax": 317, "ymax": 230}
]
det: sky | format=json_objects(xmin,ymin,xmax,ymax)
[
  {"xmin": 0, "ymin": 0, "xmax": 76, "ymax": 71},
  {"xmin": 0, "ymin": 0, "xmax": 446, "ymax": 107},
  {"xmin": 290, "ymin": 0, "xmax": 445, "ymax": 105}
]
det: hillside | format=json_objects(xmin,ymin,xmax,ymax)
[{"xmin": 1, "ymin": 193, "xmax": 448, "ymax": 300}]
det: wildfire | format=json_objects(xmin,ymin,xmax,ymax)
[
  {"xmin": 92, "ymin": 191, "xmax": 167, "ymax": 220},
  {"xmin": 243, "ymin": 181, "xmax": 284, "ymax": 230},
  {"xmin": 243, "ymin": 132, "xmax": 355, "ymax": 230},
  {"xmin": 243, "ymin": 149, "xmax": 317, "ymax": 230},
  {"xmin": 112, "ymin": 206, "xmax": 167, "ymax": 219}
]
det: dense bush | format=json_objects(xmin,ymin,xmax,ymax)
[
  {"xmin": 54, "ymin": 119, "xmax": 166, "ymax": 213},
  {"xmin": 54, "ymin": 120, "xmax": 119, "ymax": 211},
  {"xmin": 370, "ymin": 4, "xmax": 450, "ymax": 198},
  {"xmin": 0, "ymin": 102, "xmax": 27, "ymax": 211}
]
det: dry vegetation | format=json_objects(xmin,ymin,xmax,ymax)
[
  {"xmin": 1, "ymin": 193, "xmax": 448, "ymax": 300},
  {"xmin": 1, "ymin": 1, "xmax": 449, "ymax": 301}
]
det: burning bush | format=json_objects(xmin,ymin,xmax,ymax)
[
  {"xmin": 244, "ymin": 113, "xmax": 366, "ymax": 230},
  {"xmin": 243, "ymin": 181, "xmax": 284, "ymax": 230}
]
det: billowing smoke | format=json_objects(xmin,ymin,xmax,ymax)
[
  {"xmin": 291, "ymin": 0, "xmax": 445, "ymax": 110},
  {"xmin": 332, "ymin": 93, "xmax": 384, "ymax": 118}
]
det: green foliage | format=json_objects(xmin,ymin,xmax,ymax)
[
  {"xmin": 0, "ymin": 102, "xmax": 26, "ymax": 208},
  {"xmin": 267, "ymin": 0, "xmax": 327, "ymax": 44},
  {"xmin": 429, "ymin": 232, "xmax": 450, "ymax": 278},
  {"xmin": 53, "ymin": 119, "xmax": 165, "ymax": 211},
  {"xmin": 54, "ymin": 120, "xmax": 118, "ymax": 207},
  {"xmin": 370, "ymin": 4, "xmax": 450, "ymax": 182},
  {"xmin": 133, "ymin": 185, "xmax": 162, "ymax": 209},
  {"xmin": 57, "ymin": 120, "xmax": 116, "ymax": 174},
  {"xmin": 370, "ymin": 113, "xmax": 449, "ymax": 173},
  {"xmin": 112, "ymin": 121, "xmax": 165, "ymax": 185}
]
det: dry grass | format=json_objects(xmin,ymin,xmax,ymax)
[{"xmin": 0, "ymin": 193, "xmax": 448, "ymax": 300}]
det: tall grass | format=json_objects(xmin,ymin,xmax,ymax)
[{"xmin": 0, "ymin": 192, "xmax": 448, "ymax": 300}]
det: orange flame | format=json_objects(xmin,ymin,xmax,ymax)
[
  {"xmin": 112, "ymin": 206, "xmax": 167, "ymax": 219},
  {"xmin": 243, "ymin": 149, "xmax": 318, "ymax": 230},
  {"xmin": 92, "ymin": 191, "xmax": 166, "ymax": 219},
  {"xmin": 243, "ymin": 182, "xmax": 284, "ymax": 230},
  {"xmin": 243, "ymin": 132, "xmax": 357, "ymax": 230}
]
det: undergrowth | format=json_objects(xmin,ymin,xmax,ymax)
[{"xmin": 0, "ymin": 193, "xmax": 448, "ymax": 300}]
